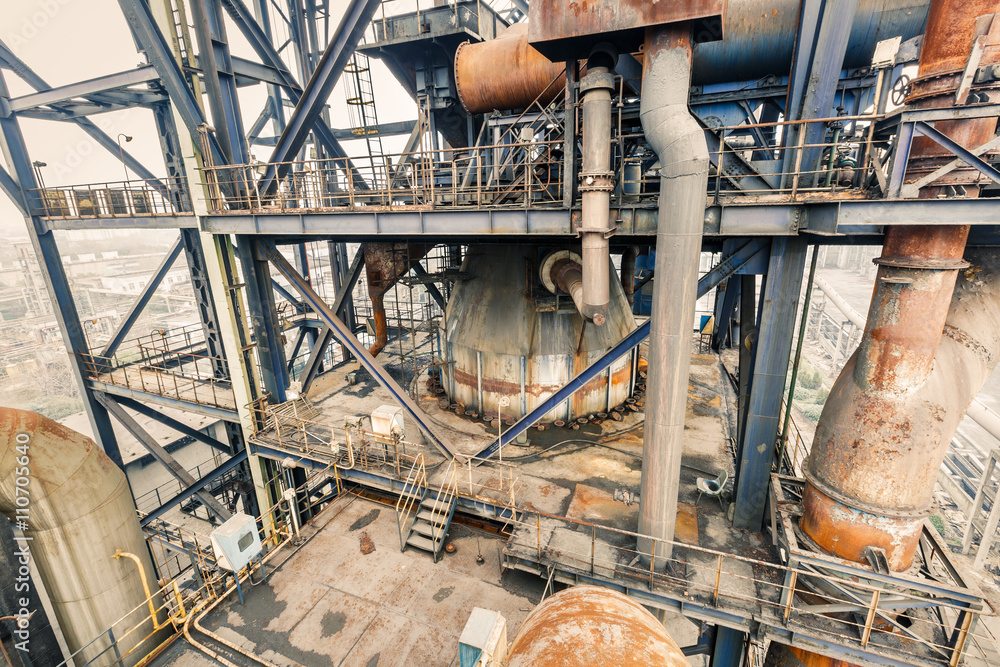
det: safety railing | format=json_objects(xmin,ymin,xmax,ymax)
[
  {"xmin": 78, "ymin": 325, "xmax": 234, "ymax": 411},
  {"xmin": 133, "ymin": 451, "xmax": 234, "ymax": 516},
  {"xmin": 245, "ymin": 395, "xmax": 522, "ymax": 510},
  {"xmin": 370, "ymin": 0, "xmax": 509, "ymax": 46},
  {"xmin": 201, "ymin": 138, "xmax": 564, "ymax": 213},
  {"xmin": 396, "ymin": 452, "xmax": 428, "ymax": 550},
  {"xmin": 503, "ymin": 498, "xmax": 997, "ymax": 667},
  {"xmin": 30, "ymin": 176, "xmax": 191, "ymax": 218}
]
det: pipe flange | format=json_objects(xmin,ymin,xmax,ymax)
[
  {"xmin": 803, "ymin": 469, "xmax": 935, "ymax": 520},
  {"xmin": 579, "ymin": 170, "xmax": 615, "ymax": 193},
  {"xmin": 539, "ymin": 249, "xmax": 582, "ymax": 294},
  {"xmin": 904, "ymin": 70, "xmax": 962, "ymax": 104},
  {"xmin": 579, "ymin": 71, "xmax": 616, "ymax": 94},
  {"xmin": 453, "ymin": 40, "xmax": 473, "ymax": 114},
  {"xmin": 873, "ymin": 255, "xmax": 971, "ymax": 270}
]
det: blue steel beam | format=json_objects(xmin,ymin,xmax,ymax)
[
  {"xmin": 0, "ymin": 68, "xmax": 124, "ymax": 468},
  {"xmin": 258, "ymin": 240, "xmax": 459, "ymax": 460},
  {"xmin": 140, "ymin": 451, "xmax": 247, "ymax": 526},
  {"xmin": 914, "ymin": 121, "xmax": 1000, "ymax": 186},
  {"xmin": 112, "ymin": 395, "xmax": 233, "ymax": 454},
  {"xmin": 258, "ymin": 0, "xmax": 381, "ymax": 195},
  {"xmin": 219, "ymin": 0, "xmax": 367, "ymax": 189},
  {"xmin": 117, "ymin": 0, "xmax": 227, "ymax": 167},
  {"xmin": 0, "ymin": 39, "xmax": 169, "ymax": 198},
  {"xmin": 780, "ymin": 0, "xmax": 860, "ymax": 189},
  {"xmin": 475, "ymin": 239, "xmax": 770, "ymax": 460},
  {"xmin": 237, "ymin": 238, "xmax": 289, "ymax": 402},
  {"xmin": 272, "ymin": 278, "xmax": 307, "ymax": 312},
  {"xmin": 86, "ymin": 379, "xmax": 240, "ymax": 423},
  {"xmin": 732, "ymin": 238, "xmax": 809, "ymax": 530},
  {"xmin": 0, "ymin": 164, "xmax": 26, "ymax": 216},
  {"xmin": 410, "ymin": 263, "xmax": 447, "ymax": 311},
  {"xmin": 299, "ymin": 245, "xmax": 365, "ymax": 394},
  {"xmin": 100, "ymin": 236, "xmax": 183, "ymax": 360}
]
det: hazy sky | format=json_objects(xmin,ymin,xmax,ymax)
[{"xmin": 1, "ymin": 0, "xmax": 421, "ymax": 237}]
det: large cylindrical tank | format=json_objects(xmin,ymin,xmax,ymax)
[
  {"xmin": 505, "ymin": 586, "xmax": 690, "ymax": 667},
  {"xmin": 692, "ymin": 0, "xmax": 930, "ymax": 84},
  {"xmin": 455, "ymin": 23, "xmax": 567, "ymax": 113},
  {"xmin": 0, "ymin": 408, "xmax": 168, "ymax": 666},
  {"xmin": 440, "ymin": 245, "xmax": 636, "ymax": 423}
]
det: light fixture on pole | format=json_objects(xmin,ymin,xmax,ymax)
[{"xmin": 116, "ymin": 134, "xmax": 132, "ymax": 184}]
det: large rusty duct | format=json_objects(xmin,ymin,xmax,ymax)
[{"xmin": 801, "ymin": 0, "xmax": 1000, "ymax": 573}]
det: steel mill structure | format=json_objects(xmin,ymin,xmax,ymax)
[{"xmin": 2, "ymin": 0, "xmax": 1000, "ymax": 666}]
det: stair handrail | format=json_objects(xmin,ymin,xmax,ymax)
[
  {"xmin": 430, "ymin": 458, "xmax": 459, "ymax": 553},
  {"xmin": 396, "ymin": 453, "xmax": 427, "ymax": 550}
]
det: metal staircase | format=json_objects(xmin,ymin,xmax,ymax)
[{"xmin": 396, "ymin": 456, "xmax": 458, "ymax": 562}]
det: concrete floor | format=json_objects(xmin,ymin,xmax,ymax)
[{"xmin": 155, "ymin": 493, "xmax": 545, "ymax": 667}]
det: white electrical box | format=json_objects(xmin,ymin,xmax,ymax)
[
  {"xmin": 210, "ymin": 513, "xmax": 262, "ymax": 573},
  {"xmin": 459, "ymin": 608, "xmax": 507, "ymax": 667},
  {"xmin": 371, "ymin": 405, "xmax": 405, "ymax": 441}
]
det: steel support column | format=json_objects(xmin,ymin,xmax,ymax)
[
  {"xmin": 258, "ymin": 241, "xmax": 458, "ymax": 460},
  {"xmin": 780, "ymin": 0, "xmax": 861, "ymax": 188},
  {"xmin": 236, "ymin": 238, "xmax": 289, "ymax": 402},
  {"xmin": 96, "ymin": 392, "xmax": 232, "ymax": 522},
  {"xmin": 0, "ymin": 68, "xmax": 124, "ymax": 468},
  {"xmin": 733, "ymin": 237, "xmax": 809, "ymax": 529},
  {"xmin": 259, "ymin": 0, "xmax": 382, "ymax": 194}
]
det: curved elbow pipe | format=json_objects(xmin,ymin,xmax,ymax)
[
  {"xmin": 636, "ymin": 24, "xmax": 710, "ymax": 563},
  {"xmin": 0, "ymin": 408, "xmax": 165, "ymax": 666}
]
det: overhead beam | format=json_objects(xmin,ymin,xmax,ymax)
[
  {"xmin": 117, "ymin": 0, "xmax": 227, "ymax": 166},
  {"xmin": 219, "ymin": 0, "xmax": 367, "ymax": 189},
  {"xmin": 259, "ymin": 240, "xmax": 459, "ymax": 460},
  {"xmin": 111, "ymin": 394, "xmax": 233, "ymax": 454},
  {"xmin": 140, "ymin": 451, "xmax": 247, "ymax": 526},
  {"xmin": 100, "ymin": 236, "xmax": 183, "ymax": 360},
  {"xmin": 7, "ymin": 66, "xmax": 159, "ymax": 112},
  {"xmin": 96, "ymin": 392, "xmax": 233, "ymax": 521},
  {"xmin": 258, "ymin": 0, "xmax": 382, "ymax": 195},
  {"xmin": 0, "ymin": 38, "xmax": 168, "ymax": 196},
  {"xmin": 410, "ymin": 263, "xmax": 447, "ymax": 310},
  {"xmin": 299, "ymin": 245, "xmax": 365, "ymax": 394}
]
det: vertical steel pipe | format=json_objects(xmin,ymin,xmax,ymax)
[
  {"xmin": 637, "ymin": 23, "xmax": 710, "ymax": 564},
  {"xmin": 800, "ymin": 0, "xmax": 1000, "ymax": 575},
  {"xmin": 578, "ymin": 47, "xmax": 618, "ymax": 326}
]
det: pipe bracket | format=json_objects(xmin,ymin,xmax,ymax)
[{"xmin": 874, "ymin": 255, "xmax": 970, "ymax": 270}]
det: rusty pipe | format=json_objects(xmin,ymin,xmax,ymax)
[
  {"xmin": 636, "ymin": 23, "xmax": 709, "ymax": 565},
  {"xmin": 454, "ymin": 23, "xmax": 567, "ymax": 114},
  {"xmin": 368, "ymin": 293, "xmax": 389, "ymax": 357},
  {"xmin": 621, "ymin": 246, "xmax": 639, "ymax": 305}
]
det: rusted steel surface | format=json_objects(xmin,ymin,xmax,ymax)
[
  {"xmin": 505, "ymin": 586, "xmax": 689, "ymax": 667},
  {"xmin": 802, "ymin": 248, "xmax": 1000, "ymax": 571},
  {"xmin": 905, "ymin": 0, "xmax": 1000, "ymax": 190},
  {"xmin": 764, "ymin": 643, "xmax": 858, "ymax": 667},
  {"xmin": 454, "ymin": 23, "xmax": 566, "ymax": 114},
  {"xmin": 363, "ymin": 242, "xmax": 432, "ymax": 357},
  {"xmin": 441, "ymin": 245, "xmax": 635, "ymax": 422},
  {"xmin": 527, "ymin": 0, "xmax": 724, "ymax": 60}
]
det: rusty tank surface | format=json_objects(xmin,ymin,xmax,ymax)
[
  {"xmin": 505, "ymin": 586, "xmax": 689, "ymax": 667},
  {"xmin": 454, "ymin": 23, "xmax": 567, "ymax": 114},
  {"xmin": 439, "ymin": 245, "xmax": 636, "ymax": 423}
]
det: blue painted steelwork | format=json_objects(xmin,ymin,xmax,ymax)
[
  {"xmin": 0, "ymin": 39, "xmax": 169, "ymax": 197},
  {"xmin": 117, "ymin": 0, "xmax": 227, "ymax": 167},
  {"xmin": 258, "ymin": 0, "xmax": 381, "ymax": 195},
  {"xmin": 0, "ymin": 68, "xmax": 124, "ymax": 468},
  {"xmin": 913, "ymin": 120, "xmax": 1000, "ymax": 186},
  {"xmin": 476, "ymin": 239, "xmax": 770, "ymax": 460},
  {"xmin": 733, "ymin": 238, "xmax": 809, "ymax": 530},
  {"xmin": 710, "ymin": 627, "xmax": 745, "ymax": 667},
  {"xmin": 139, "ymin": 451, "xmax": 248, "ymax": 526},
  {"xmin": 100, "ymin": 236, "xmax": 183, "ymax": 360},
  {"xmin": 237, "ymin": 239, "xmax": 289, "ymax": 402},
  {"xmin": 271, "ymin": 279, "xmax": 307, "ymax": 313},
  {"xmin": 410, "ymin": 263, "xmax": 447, "ymax": 310},
  {"xmin": 113, "ymin": 395, "xmax": 234, "ymax": 454},
  {"xmin": 299, "ymin": 246, "xmax": 365, "ymax": 394},
  {"xmin": 86, "ymin": 379, "xmax": 240, "ymax": 423},
  {"xmin": 0, "ymin": 165, "xmax": 25, "ymax": 216},
  {"xmin": 258, "ymin": 240, "xmax": 458, "ymax": 460},
  {"xmin": 780, "ymin": 0, "xmax": 860, "ymax": 188}
]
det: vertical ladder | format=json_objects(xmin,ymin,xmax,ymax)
[{"xmin": 345, "ymin": 52, "xmax": 385, "ymax": 186}]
